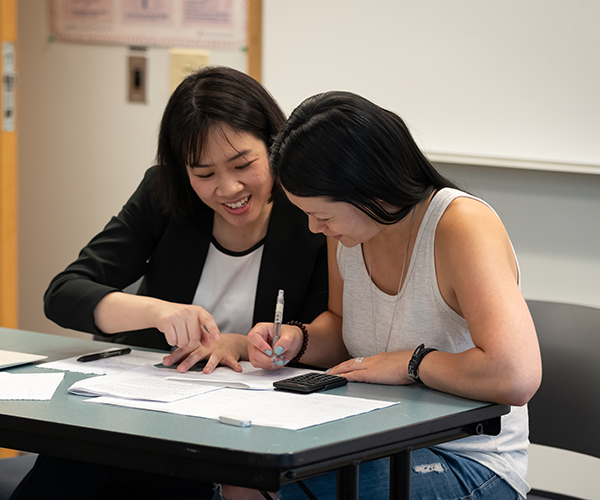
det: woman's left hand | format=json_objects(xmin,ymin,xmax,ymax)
[
  {"xmin": 162, "ymin": 333, "xmax": 248, "ymax": 374},
  {"xmin": 327, "ymin": 351, "xmax": 415, "ymax": 385},
  {"xmin": 247, "ymin": 322, "xmax": 303, "ymax": 370}
]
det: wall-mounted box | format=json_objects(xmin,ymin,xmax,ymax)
[
  {"xmin": 169, "ymin": 49, "xmax": 210, "ymax": 94},
  {"xmin": 128, "ymin": 55, "xmax": 147, "ymax": 103}
]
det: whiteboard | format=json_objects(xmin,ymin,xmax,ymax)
[{"xmin": 263, "ymin": 0, "xmax": 600, "ymax": 168}]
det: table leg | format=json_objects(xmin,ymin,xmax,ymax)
[
  {"xmin": 337, "ymin": 461, "xmax": 359, "ymax": 500},
  {"xmin": 390, "ymin": 449, "xmax": 411, "ymax": 500}
]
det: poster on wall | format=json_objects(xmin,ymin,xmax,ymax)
[{"xmin": 49, "ymin": 0, "xmax": 247, "ymax": 49}]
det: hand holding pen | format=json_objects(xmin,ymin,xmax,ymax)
[
  {"xmin": 247, "ymin": 320, "xmax": 305, "ymax": 369},
  {"xmin": 271, "ymin": 289, "xmax": 284, "ymax": 367}
]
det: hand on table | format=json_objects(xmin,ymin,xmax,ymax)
[
  {"xmin": 327, "ymin": 351, "xmax": 415, "ymax": 385},
  {"xmin": 162, "ymin": 333, "xmax": 248, "ymax": 374}
]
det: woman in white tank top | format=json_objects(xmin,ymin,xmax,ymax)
[{"xmin": 248, "ymin": 91, "xmax": 542, "ymax": 500}]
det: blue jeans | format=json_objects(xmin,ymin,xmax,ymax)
[{"xmin": 278, "ymin": 447, "xmax": 518, "ymax": 500}]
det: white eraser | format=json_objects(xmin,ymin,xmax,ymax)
[{"xmin": 219, "ymin": 415, "xmax": 252, "ymax": 427}]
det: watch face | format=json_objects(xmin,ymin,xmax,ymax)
[
  {"xmin": 408, "ymin": 345, "xmax": 424, "ymax": 380},
  {"xmin": 408, "ymin": 358, "xmax": 418, "ymax": 380}
]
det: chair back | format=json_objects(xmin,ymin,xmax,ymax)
[{"xmin": 526, "ymin": 300, "xmax": 600, "ymax": 459}]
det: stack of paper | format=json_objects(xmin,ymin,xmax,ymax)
[
  {"xmin": 90, "ymin": 387, "xmax": 397, "ymax": 430},
  {"xmin": 68, "ymin": 365, "xmax": 219, "ymax": 402},
  {"xmin": 68, "ymin": 361, "xmax": 399, "ymax": 430}
]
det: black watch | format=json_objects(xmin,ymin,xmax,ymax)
[{"xmin": 407, "ymin": 344, "xmax": 438, "ymax": 384}]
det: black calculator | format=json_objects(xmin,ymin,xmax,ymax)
[{"xmin": 273, "ymin": 372, "xmax": 348, "ymax": 393}]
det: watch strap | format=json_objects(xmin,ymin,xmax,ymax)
[{"xmin": 407, "ymin": 343, "xmax": 438, "ymax": 384}]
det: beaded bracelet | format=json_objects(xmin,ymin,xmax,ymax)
[{"xmin": 288, "ymin": 320, "xmax": 308, "ymax": 363}]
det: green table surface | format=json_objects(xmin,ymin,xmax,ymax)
[{"xmin": 0, "ymin": 327, "xmax": 509, "ymax": 490}]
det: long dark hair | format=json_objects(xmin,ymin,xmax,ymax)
[
  {"xmin": 270, "ymin": 91, "xmax": 458, "ymax": 224},
  {"xmin": 156, "ymin": 66, "xmax": 286, "ymax": 220}
]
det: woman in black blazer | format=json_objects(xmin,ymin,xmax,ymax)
[{"xmin": 43, "ymin": 66, "xmax": 328, "ymax": 376}]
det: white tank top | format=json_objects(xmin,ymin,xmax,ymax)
[
  {"xmin": 192, "ymin": 237, "xmax": 264, "ymax": 335},
  {"xmin": 337, "ymin": 188, "xmax": 530, "ymax": 498}
]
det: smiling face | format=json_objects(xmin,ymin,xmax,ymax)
[
  {"xmin": 284, "ymin": 190, "xmax": 378, "ymax": 248},
  {"xmin": 187, "ymin": 125, "xmax": 274, "ymax": 237}
]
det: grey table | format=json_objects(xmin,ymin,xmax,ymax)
[{"xmin": 0, "ymin": 327, "xmax": 509, "ymax": 499}]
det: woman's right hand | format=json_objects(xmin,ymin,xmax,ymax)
[
  {"xmin": 151, "ymin": 302, "xmax": 221, "ymax": 349},
  {"xmin": 247, "ymin": 322, "xmax": 303, "ymax": 369},
  {"xmin": 94, "ymin": 293, "xmax": 220, "ymax": 349}
]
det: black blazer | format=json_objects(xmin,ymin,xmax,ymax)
[{"xmin": 44, "ymin": 167, "xmax": 328, "ymax": 350}]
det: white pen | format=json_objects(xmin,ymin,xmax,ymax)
[{"xmin": 271, "ymin": 289, "xmax": 284, "ymax": 367}]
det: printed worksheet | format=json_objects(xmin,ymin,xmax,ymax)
[{"xmin": 88, "ymin": 387, "xmax": 399, "ymax": 430}]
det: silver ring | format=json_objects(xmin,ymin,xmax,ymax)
[{"xmin": 354, "ymin": 357, "xmax": 364, "ymax": 363}]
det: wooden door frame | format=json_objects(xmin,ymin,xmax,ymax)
[
  {"xmin": 247, "ymin": 0, "xmax": 262, "ymax": 82},
  {"xmin": 0, "ymin": 0, "xmax": 19, "ymax": 459},
  {"xmin": 0, "ymin": 0, "xmax": 18, "ymax": 330}
]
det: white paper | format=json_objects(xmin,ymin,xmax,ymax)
[
  {"xmin": 0, "ymin": 372, "xmax": 64, "ymax": 400},
  {"xmin": 68, "ymin": 362, "xmax": 318, "ymax": 401},
  {"xmin": 165, "ymin": 361, "xmax": 318, "ymax": 390},
  {"xmin": 89, "ymin": 388, "xmax": 398, "ymax": 430},
  {"xmin": 68, "ymin": 365, "xmax": 219, "ymax": 402},
  {"xmin": 40, "ymin": 349, "xmax": 166, "ymax": 375}
]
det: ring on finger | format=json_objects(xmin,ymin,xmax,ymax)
[{"xmin": 354, "ymin": 357, "xmax": 365, "ymax": 363}]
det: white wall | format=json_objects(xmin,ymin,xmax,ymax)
[{"xmin": 264, "ymin": 0, "xmax": 600, "ymax": 167}]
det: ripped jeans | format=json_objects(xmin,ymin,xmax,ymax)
[{"xmin": 276, "ymin": 447, "xmax": 519, "ymax": 500}]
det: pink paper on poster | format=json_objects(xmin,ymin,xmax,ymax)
[
  {"xmin": 183, "ymin": 0, "xmax": 234, "ymax": 29},
  {"xmin": 121, "ymin": 0, "xmax": 174, "ymax": 27},
  {"xmin": 49, "ymin": 0, "xmax": 247, "ymax": 49}
]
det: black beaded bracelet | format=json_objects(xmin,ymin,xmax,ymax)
[{"xmin": 288, "ymin": 320, "xmax": 308, "ymax": 364}]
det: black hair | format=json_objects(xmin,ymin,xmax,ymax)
[
  {"xmin": 156, "ymin": 66, "xmax": 286, "ymax": 220},
  {"xmin": 270, "ymin": 91, "xmax": 459, "ymax": 224}
]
